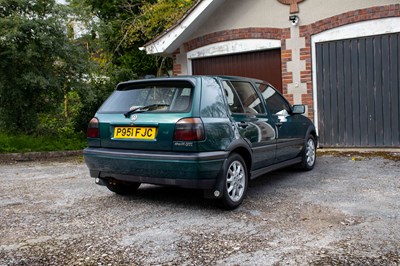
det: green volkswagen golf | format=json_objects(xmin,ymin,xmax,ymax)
[{"xmin": 84, "ymin": 76, "xmax": 317, "ymax": 209}]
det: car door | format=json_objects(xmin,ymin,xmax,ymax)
[
  {"xmin": 258, "ymin": 83, "xmax": 305, "ymax": 162},
  {"xmin": 222, "ymin": 80, "xmax": 276, "ymax": 169}
]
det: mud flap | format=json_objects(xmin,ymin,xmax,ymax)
[{"xmin": 203, "ymin": 157, "xmax": 228, "ymax": 199}]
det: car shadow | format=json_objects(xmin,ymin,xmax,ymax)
[
  {"xmin": 249, "ymin": 167, "xmax": 301, "ymax": 188},
  {"xmin": 106, "ymin": 167, "xmax": 309, "ymax": 210},
  {"xmin": 112, "ymin": 184, "xmax": 218, "ymax": 210},
  {"xmin": 247, "ymin": 163, "xmax": 326, "ymax": 201}
]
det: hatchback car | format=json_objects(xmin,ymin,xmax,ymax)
[{"xmin": 84, "ymin": 76, "xmax": 317, "ymax": 209}]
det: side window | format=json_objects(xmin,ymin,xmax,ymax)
[
  {"xmin": 258, "ymin": 83, "xmax": 291, "ymax": 115},
  {"xmin": 229, "ymin": 81, "xmax": 265, "ymax": 114}
]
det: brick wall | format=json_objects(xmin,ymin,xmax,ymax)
[{"xmin": 172, "ymin": 49, "xmax": 182, "ymax": 76}]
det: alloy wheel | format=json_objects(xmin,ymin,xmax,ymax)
[
  {"xmin": 306, "ymin": 138, "xmax": 316, "ymax": 167},
  {"xmin": 226, "ymin": 160, "xmax": 246, "ymax": 202}
]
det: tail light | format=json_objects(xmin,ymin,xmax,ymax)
[
  {"xmin": 87, "ymin": 117, "xmax": 99, "ymax": 138},
  {"xmin": 174, "ymin": 118, "xmax": 205, "ymax": 141}
]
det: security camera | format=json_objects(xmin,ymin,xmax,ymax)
[{"xmin": 289, "ymin": 15, "xmax": 299, "ymax": 26}]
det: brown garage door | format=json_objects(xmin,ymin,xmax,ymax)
[{"xmin": 192, "ymin": 49, "xmax": 282, "ymax": 92}]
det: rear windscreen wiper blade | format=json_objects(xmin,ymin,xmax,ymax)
[{"xmin": 124, "ymin": 104, "xmax": 170, "ymax": 117}]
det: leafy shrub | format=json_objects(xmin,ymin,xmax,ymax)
[{"xmin": 0, "ymin": 132, "xmax": 86, "ymax": 153}]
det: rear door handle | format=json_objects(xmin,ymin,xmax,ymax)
[
  {"xmin": 275, "ymin": 122, "xmax": 283, "ymax": 128},
  {"xmin": 238, "ymin": 121, "xmax": 249, "ymax": 128}
]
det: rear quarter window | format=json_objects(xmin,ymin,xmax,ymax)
[{"xmin": 200, "ymin": 78, "xmax": 228, "ymax": 118}]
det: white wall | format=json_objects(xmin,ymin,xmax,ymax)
[{"xmin": 191, "ymin": 0, "xmax": 399, "ymax": 39}]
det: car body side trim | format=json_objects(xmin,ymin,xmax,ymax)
[
  {"xmin": 250, "ymin": 157, "xmax": 302, "ymax": 180},
  {"xmin": 252, "ymin": 143, "xmax": 276, "ymax": 152},
  {"xmin": 276, "ymin": 139, "xmax": 304, "ymax": 148}
]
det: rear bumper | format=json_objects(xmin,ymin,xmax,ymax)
[{"xmin": 83, "ymin": 147, "xmax": 228, "ymax": 189}]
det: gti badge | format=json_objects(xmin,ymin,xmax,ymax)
[{"xmin": 131, "ymin": 114, "xmax": 138, "ymax": 121}]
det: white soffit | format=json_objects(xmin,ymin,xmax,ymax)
[
  {"xmin": 143, "ymin": 0, "xmax": 224, "ymax": 55},
  {"xmin": 187, "ymin": 39, "xmax": 282, "ymax": 59}
]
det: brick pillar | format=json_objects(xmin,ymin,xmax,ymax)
[{"xmin": 172, "ymin": 48, "xmax": 182, "ymax": 76}]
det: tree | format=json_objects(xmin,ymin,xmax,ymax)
[
  {"xmin": 0, "ymin": 0, "xmax": 91, "ymax": 133},
  {"xmin": 71, "ymin": 0, "xmax": 195, "ymax": 78},
  {"xmin": 0, "ymin": 0, "xmax": 196, "ymax": 135}
]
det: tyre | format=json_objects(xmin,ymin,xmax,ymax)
[
  {"xmin": 219, "ymin": 153, "xmax": 248, "ymax": 210},
  {"xmin": 300, "ymin": 135, "xmax": 316, "ymax": 170},
  {"xmin": 106, "ymin": 181, "xmax": 141, "ymax": 195}
]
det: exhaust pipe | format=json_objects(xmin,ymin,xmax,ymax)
[{"xmin": 95, "ymin": 177, "xmax": 108, "ymax": 186}]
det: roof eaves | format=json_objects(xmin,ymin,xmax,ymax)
[{"xmin": 142, "ymin": 0, "xmax": 224, "ymax": 55}]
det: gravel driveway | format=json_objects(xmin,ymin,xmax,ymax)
[{"xmin": 0, "ymin": 152, "xmax": 399, "ymax": 265}]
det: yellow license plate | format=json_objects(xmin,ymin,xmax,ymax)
[{"xmin": 114, "ymin": 127, "xmax": 157, "ymax": 139}]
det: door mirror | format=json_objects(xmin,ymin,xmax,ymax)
[{"xmin": 292, "ymin": 105, "xmax": 305, "ymax": 114}]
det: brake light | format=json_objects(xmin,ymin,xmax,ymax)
[
  {"xmin": 174, "ymin": 118, "xmax": 205, "ymax": 141},
  {"xmin": 87, "ymin": 117, "xmax": 99, "ymax": 138}
]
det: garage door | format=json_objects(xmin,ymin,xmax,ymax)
[
  {"xmin": 192, "ymin": 49, "xmax": 282, "ymax": 92},
  {"xmin": 316, "ymin": 32, "xmax": 400, "ymax": 147}
]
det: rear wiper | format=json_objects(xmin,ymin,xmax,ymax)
[{"xmin": 124, "ymin": 104, "xmax": 170, "ymax": 118}]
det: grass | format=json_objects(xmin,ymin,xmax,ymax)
[{"xmin": 0, "ymin": 132, "xmax": 87, "ymax": 153}]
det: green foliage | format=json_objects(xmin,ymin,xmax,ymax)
[
  {"xmin": 71, "ymin": 0, "xmax": 195, "ymax": 76},
  {"xmin": 0, "ymin": 0, "xmax": 91, "ymax": 133},
  {"xmin": 0, "ymin": 0, "xmax": 196, "ymax": 152},
  {"xmin": 36, "ymin": 90, "xmax": 81, "ymax": 136},
  {"xmin": 128, "ymin": 0, "xmax": 194, "ymax": 43},
  {"xmin": 0, "ymin": 131, "xmax": 86, "ymax": 153}
]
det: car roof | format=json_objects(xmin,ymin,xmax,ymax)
[
  {"xmin": 118, "ymin": 75, "xmax": 268, "ymax": 86},
  {"xmin": 214, "ymin": 75, "xmax": 266, "ymax": 83}
]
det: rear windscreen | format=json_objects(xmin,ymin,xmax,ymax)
[{"xmin": 98, "ymin": 81, "xmax": 194, "ymax": 114}]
